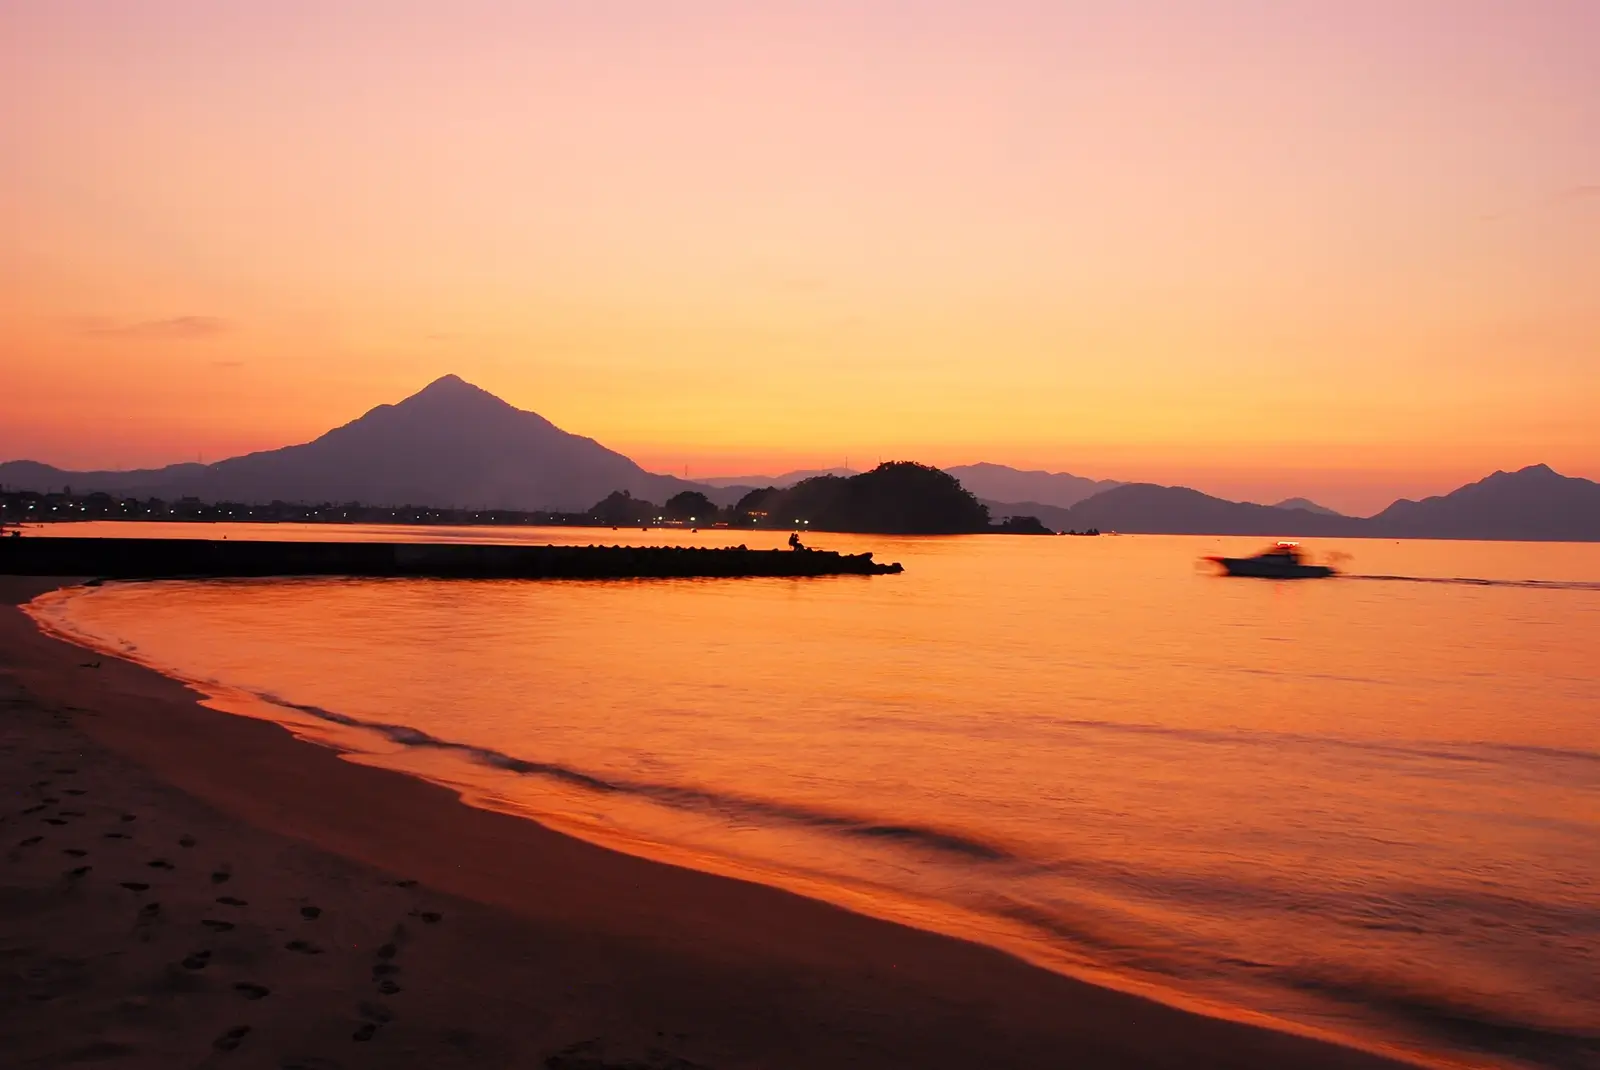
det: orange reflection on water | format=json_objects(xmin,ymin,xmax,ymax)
[{"xmin": 29, "ymin": 529, "xmax": 1600, "ymax": 1069}]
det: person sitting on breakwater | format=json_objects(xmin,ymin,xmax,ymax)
[{"xmin": 788, "ymin": 531, "xmax": 808, "ymax": 551}]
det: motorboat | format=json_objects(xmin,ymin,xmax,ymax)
[{"xmin": 1205, "ymin": 541, "xmax": 1335, "ymax": 579}]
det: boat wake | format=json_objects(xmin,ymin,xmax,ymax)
[{"xmin": 1347, "ymin": 574, "xmax": 1600, "ymax": 592}]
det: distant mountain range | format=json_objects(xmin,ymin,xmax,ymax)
[
  {"xmin": 3, "ymin": 376, "xmax": 1596, "ymax": 540},
  {"xmin": 1363, "ymin": 464, "xmax": 1600, "ymax": 542},
  {"xmin": 943, "ymin": 463, "xmax": 1121, "ymax": 509},
  {"xmin": 1062, "ymin": 485, "xmax": 1367, "ymax": 537},
  {"xmin": 1270, "ymin": 497, "xmax": 1342, "ymax": 516},
  {"xmin": 697, "ymin": 468, "xmax": 857, "ymax": 489},
  {"xmin": 1050, "ymin": 466, "xmax": 1599, "ymax": 540}
]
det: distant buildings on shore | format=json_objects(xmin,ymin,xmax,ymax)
[{"xmin": 0, "ymin": 489, "xmax": 595, "ymax": 529}]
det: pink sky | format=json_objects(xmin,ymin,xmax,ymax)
[{"xmin": 2, "ymin": 1, "xmax": 1596, "ymax": 514}]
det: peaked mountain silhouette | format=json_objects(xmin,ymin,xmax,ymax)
[{"xmin": 1, "ymin": 376, "xmax": 706, "ymax": 512}]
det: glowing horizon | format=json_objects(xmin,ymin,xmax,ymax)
[{"xmin": 3, "ymin": 2, "xmax": 1596, "ymax": 515}]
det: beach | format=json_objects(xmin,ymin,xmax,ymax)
[{"xmin": 1, "ymin": 575, "xmax": 1418, "ymax": 1069}]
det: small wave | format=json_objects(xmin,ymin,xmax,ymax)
[
  {"xmin": 994, "ymin": 886, "xmax": 1600, "ymax": 1068},
  {"xmin": 1277, "ymin": 969, "xmax": 1600, "ymax": 1069},
  {"xmin": 989, "ymin": 886, "xmax": 1600, "ymax": 1069},
  {"xmin": 1047, "ymin": 716, "xmax": 1600, "ymax": 774},
  {"xmin": 255, "ymin": 694, "xmax": 1010, "ymax": 862},
  {"xmin": 1050, "ymin": 716, "xmax": 1503, "ymax": 768},
  {"xmin": 1348, "ymin": 574, "xmax": 1600, "ymax": 592},
  {"xmin": 1481, "ymin": 741, "xmax": 1600, "ymax": 766}
]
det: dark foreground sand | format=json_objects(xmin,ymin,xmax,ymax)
[{"xmin": 1, "ymin": 577, "xmax": 1416, "ymax": 1069}]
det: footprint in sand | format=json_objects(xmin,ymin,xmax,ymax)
[
  {"xmin": 371, "ymin": 963, "xmax": 399, "ymax": 978},
  {"xmin": 62, "ymin": 848, "xmax": 87, "ymax": 857},
  {"xmin": 211, "ymin": 868, "xmax": 232, "ymax": 884},
  {"xmin": 375, "ymin": 942, "xmax": 398, "ymax": 960},
  {"xmin": 233, "ymin": 982, "xmax": 270, "ymax": 1000},
  {"xmin": 121, "ymin": 882, "xmax": 150, "ymax": 892},
  {"xmin": 65, "ymin": 865, "xmax": 91, "ymax": 878},
  {"xmin": 43, "ymin": 818, "xmax": 66, "ymax": 826},
  {"xmin": 216, "ymin": 896, "xmax": 248, "ymax": 907},
  {"xmin": 21, "ymin": 805, "xmax": 46, "ymax": 815},
  {"xmin": 299, "ymin": 906, "xmax": 322, "ymax": 920},
  {"xmin": 284, "ymin": 940, "xmax": 324, "ymax": 955},
  {"xmin": 119, "ymin": 814, "xmax": 136, "ymax": 823},
  {"xmin": 201, "ymin": 920, "xmax": 235, "ymax": 933},
  {"xmin": 178, "ymin": 835, "xmax": 196, "ymax": 848},
  {"xmin": 59, "ymin": 810, "xmax": 86, "ymax": 818},
  {"xmin": 19, "ymin": 836, "xmax": 42, "ymax": 847},
  {"xmin": 391, "ymin": 879, "xmax": 417, "ymax": 889},
  {"xmin": 64, "ymin": 789, "xmax": 86, "ymax": 796},
  {"xmin": 351, "ymin": 1022, "xmax": 377, "ymax": 1042},
  {"xmin": 412, "ymin": 910, "xmax": 442, "ymax": 925},
  {"xmin": 376, "ymin": 979, "xmax": 401, "ymax": 995},
  {"xmin": 139, "ymin": 903, "xmax": 162, "ymax": 920},
  {"xmin": 212, "ymin": 1025, "xmax": 250, "ymax": 1052},
  {"xmin": 181, "ymin": 951, "xmax": 212, "ymax": 970},
  {"xmin": 147, "ymin": 858, "xmax": 175, "ymax": 870}
]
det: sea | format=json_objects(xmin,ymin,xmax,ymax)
[{"xmin": 23, "ymin": 522, "xmax": 1600, "ymax": 1069}]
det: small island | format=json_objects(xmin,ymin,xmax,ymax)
[{"xmin": 594, "ymin": 462, "xmax": 1054, "ymax": 535}]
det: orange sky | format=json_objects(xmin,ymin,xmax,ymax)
[{"xmin": 2, "ymin": 2, "xmax": 1596, "ymax": 515}]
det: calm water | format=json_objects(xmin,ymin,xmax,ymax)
[{"xmin": 26, "ymin": 524, "xmax": 1600, "ymax": 1069}]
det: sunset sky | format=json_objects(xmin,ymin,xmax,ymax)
[{"xmin": 2, "ymin": 1, "xmax": 1596, "ymax": 514}]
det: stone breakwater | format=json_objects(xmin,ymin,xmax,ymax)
[{"xmin": 0, "ymin": 537, "xmax": 904, "ymax": 580}]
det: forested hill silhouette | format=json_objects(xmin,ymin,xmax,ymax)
[
  {"xmin": 735, "ymin": 463, "xmax": 992, "ymax": 534},
  {"xmin": 0, "ymin": 376, "xmax": 715, "ymax": 512}
]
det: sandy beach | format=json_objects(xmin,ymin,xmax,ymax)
[{"xmin": 0, "ymin": 576, "xmax": 1417, "ymax": 1069}]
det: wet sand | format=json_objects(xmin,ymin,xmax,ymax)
[{"xmin": 0, "ymin": 577, "xmax": 1416, "ymax": 1069}]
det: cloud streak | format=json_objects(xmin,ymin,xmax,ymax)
[
  {"xmin": 82, "ymin": 316, "xmax": 230, "ymax": 340},
  {"xmin": 1552, "ymin": 184, "xmax": 1600, "ymax": 205}
]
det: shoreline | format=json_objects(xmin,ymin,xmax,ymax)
[
  {"xmin": 2, "ymin": 576, "xmax": 1426, "ymax": 1068},
  {"xmin": 22, "ymin": 579, "xmax": 1437, "ymax": 1063}
]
